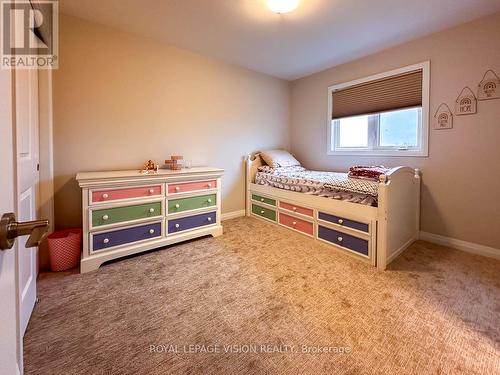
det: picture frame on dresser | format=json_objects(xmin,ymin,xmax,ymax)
[{"xmin": 76, "ymin": 167, "xmax": 224, "ymax": 273}]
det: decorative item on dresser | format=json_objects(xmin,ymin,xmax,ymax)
[
  {"xmin": 140, "ymin": 160, "xmax": 160, "ymax": 174},
  {"xmin": 165, "ymin": 155, "xmax": 184, "ymax": 170},
  {"xmin": 76, "ymin": 167, "xmax": 223, "ymax": 273}
]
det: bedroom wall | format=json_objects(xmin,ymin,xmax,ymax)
[
  {"xmin": 53, "ymin": 15, "xmax": 290, "ymax": 229},
  {"xmin": 290, "ymin": 12, "xmax": 500, "ymax": 250}
]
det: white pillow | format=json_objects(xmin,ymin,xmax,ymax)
[{"xmin": 260, "ymin": 150, "xmax": 301, "ymax": 168}]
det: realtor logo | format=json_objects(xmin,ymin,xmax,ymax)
[{"xmin": 1, "ymin": 0, "xmax": 58, "ymax": 69}]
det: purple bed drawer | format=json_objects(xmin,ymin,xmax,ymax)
[
  {"xmin": 168, "ymin": 211, "xmax": 216, "ymax": 234},
  {"xmin": 318, "ymin": 225, "xmax": 369, "ymax": 256},
  {"xmin": 318, "ymin": 212, "xmax": 369, "ymax": 233},
  {"xmin": 92, "ymin": 222, "xmax": 162, "ymax": 252}
]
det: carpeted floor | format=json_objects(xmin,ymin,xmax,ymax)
[{"xmin": 24, "ymin": 217, "xmax": 500, "ymax": 375}]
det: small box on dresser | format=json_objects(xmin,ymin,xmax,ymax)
[{"xmin": 76, "ymin": 167, "xmax": 224, "ymax": 273}]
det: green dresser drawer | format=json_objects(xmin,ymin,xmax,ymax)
[
  {"xmin": 252, "ymin": 204, "xmax": 276, "ymax": 222},
  {"xmin": 252, "ymin": 194, "xmax": 276, "ymax": 206},
  {"xmin": 168, "ymin": 194, "xmax": 216, "ymax": 214},
  {"xmin": 92, "ymin": 202, "xmax": 162, "ymax": 227}
]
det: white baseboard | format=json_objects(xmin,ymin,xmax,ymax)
[
  {"xmin": 420, "ymin": 231, "xmax": 500, "ymax": 260},
  {"xmin": 387, "ymin": 237, "xmax": 416, "ymax": 264},
  {"xmin": 221, "ymin": 210, "xmax": 246, "ymax": 221}
]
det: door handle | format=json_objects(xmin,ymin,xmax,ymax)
[{"xmin": 0, "ymin": 213, "xmax": 50, "ymax": 250}]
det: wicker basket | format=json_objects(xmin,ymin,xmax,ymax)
[{"xmin": 47, "ymin": 229, "xmax": 82, "ymax": 271}]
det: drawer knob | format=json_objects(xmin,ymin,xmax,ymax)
[
  {"xmin": 292, "ymin": 207, "xmax": 297, "ymax": 211},
  {"xmin": 207, "ymin": 198, "xmax": 212, "ymax": 203},
  {"xmin": 103, "ymin": 238, "xmax": 110, "ymax": 244},
  {"xmin": 149, "ymin": 189, "xmax": 155, "ymax": 194},
  {"xmin": 149, "ymin": 208, "xmax": 155, "ymax": 213},
  {"xmin": 102, "ymin": 215, "xmax": 109, "ymax": 221},
  {"xmin": 338, "ymin": 219, "xmax": 344, "ymax": 225},
  {"xmin": 260, "ymin": 210, "xmax": 265, "ymax": 214},
  {"xmin": 175, "ymin": 186, "xmax": 180, "ymax": 191},
  {"xmin": 149, "ymin": 229, "xmax": 155, "ymax": 234},
  {"xmin": 175, "ymin": 223, "xmax": 180, "ymax": 228},
  {"xmin": 207, "ymin": 183, "xmax": 212, "ymax": 188},
  {"xmin": 292, "ymin": 221, "xmax": 297, "ymax": 226},
  {"xmin": 102, "ymin": 193, "xmax": 109, "ymax": 199},
  {"xmin": 337, "ymin": 236, "xmax": 343, "ymax": 242},
  {"xmin": 175, "ymin": 204, "xmax": 180, "ymax": 209},
  {"xmin": 207, "ymin": 217, "xmax": 212, "ymax": 222}
]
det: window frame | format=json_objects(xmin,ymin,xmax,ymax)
[{"xmin": 327, "ymin": 61, "xmax": 430, "ymax": 157}]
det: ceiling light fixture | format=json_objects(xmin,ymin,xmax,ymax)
[{"xmin": 267, "ymin": 0, "xmax": 300, "ymax": 14}]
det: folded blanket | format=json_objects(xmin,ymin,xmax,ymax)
[{"xmin": 348, "ymin": 166, "xmax": 390, "ymax": 181}]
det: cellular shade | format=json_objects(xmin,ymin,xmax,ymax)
[{"xmin": 332, "ymin": 69, "xmax": 423, "ymax": 120}]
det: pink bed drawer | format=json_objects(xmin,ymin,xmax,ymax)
[
  {"xmin": 279, "ymin": 201, "xmax": 314, "ymax": 217},
  {"xmin": 168, "ymin": 180, "xmax": 216, "ymax": 194},
  {"xmin": 279, "ymin": 213, "xmax": 314, "ymax": 236},
  {"xmin": 92, "ymin": 185, "xmax": 162, "ymax": 203}
]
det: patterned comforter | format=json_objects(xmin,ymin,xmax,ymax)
[{"xmin": 255, "ymin": 166, "xmax": 379, "ymax": 206}]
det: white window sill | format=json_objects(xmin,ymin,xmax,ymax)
[{"xmin": 327, "ymin": 149, "xmax": 428, "ymax": 157}]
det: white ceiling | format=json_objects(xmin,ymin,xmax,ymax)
[{"xmin": 59, "ymin": 0, "xmax": 500, "ymax": 80}]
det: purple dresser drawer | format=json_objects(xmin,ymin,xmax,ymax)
[
  {"xmin": 92, "ymin": 222, "xmax": 162, "ymax": 252},
  {"xmin": 318, "ymin": 212, "xmax": 369, "ymax": 233},
  {"xmin": 318, "ymin": 225, "xmax": 369, "ymax": 256},
  {"xmin": 168, "ymin": 212, "xmax": 216, "ymax": 234}
]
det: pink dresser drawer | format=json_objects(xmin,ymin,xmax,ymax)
[
  {"xmin": 279, "ymin": 201, "xmax": 313, "ymax": 217},
  {"xmin": 91, "ymin": 185, "xmax": 162, "ymax": 203},
  {"xmin": 168, "ymin": 180, "xmax": 216, "ymax": 194},
  {"xmin": 279, "ymin": 213, "xmax": 314, "ymax": 236}
]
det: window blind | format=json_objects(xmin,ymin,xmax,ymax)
[{"xmin": 331, "ymin": 69, "xmax": 423, "ymax": 120}]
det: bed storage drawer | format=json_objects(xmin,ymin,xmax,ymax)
[
  {"xmin": 252, "ymin": 194, "xmax": 276, "ymax": 206},
  {"xmin": 318, "ymin": 225, "xmax": 369, "ymax": 256},
  {"xmin": 91, "ymin": 185, "xmax": 162, "ymax": 204},
  {"xmin": 318, "ymin": 212, "xmax": 369, "ymax": 233},
  {"xmin": 279, "ymin": 213, "xmax": 313, "ymax": 236},
  {"xmin": 168, "ymin": 180, "xmax": 216, "ymax": 194},
  {"xmin": 279, "ymin": 201, "xmax": 313, "ymax": 217},
  {"xmin": 92, "ymin": 222, "xmax": 162, "ymax": 252},
  {"xmin": 168, "ymin": 194, "xmax": 216, "ymax": 214},
  {"xmin": 92, "ymin": 202, "xmax": 162, "ymax": 228},
  {"xmin": 168, "ymin": 211, "xmax": 216, "ymax": 234},
  {"xmin": 252, "ymin": 204, "xmax": 276, "ymax": 222}
]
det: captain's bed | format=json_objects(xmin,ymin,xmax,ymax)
[{"xmin": 246, "ymin": 151, "xmax": 421, "ymax": 270}]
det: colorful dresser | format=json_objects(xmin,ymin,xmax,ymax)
[{"xmin": 76, "ymin": 167, "xmax": 224, "ymax": 273}]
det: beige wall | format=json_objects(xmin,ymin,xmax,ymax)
[
  {"xmin": 53, "ymin": 15, "xmax": 290, "ymax": 229},
  {"xmin": 290, "ymin": 12, "xmax": 500, "ymax": 250}
]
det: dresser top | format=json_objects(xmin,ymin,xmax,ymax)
[{"xmin": 76, "ymin": 167, "xmax": 224, "ymax": 186}]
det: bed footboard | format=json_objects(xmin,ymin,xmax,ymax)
[{"xmin": 377, "ymin": 167, "xmax": 421, "ymax": 269}]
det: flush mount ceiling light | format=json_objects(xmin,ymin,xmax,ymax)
[{"xmin": 267, "ymin": 0, "xmax": 300, "ymax": 14}]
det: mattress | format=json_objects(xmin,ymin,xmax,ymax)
[{"xmin": 255, "ymin": 166, "xmax": 379, "ymax": 206}]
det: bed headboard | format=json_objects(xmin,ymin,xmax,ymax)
[
  {"xmin": 245, "ymin": 152, "xmax": 264, "ymax": 185},
  {"xmin": 245, "ymin": 152, "xmax": 265, "ymax": 216}
]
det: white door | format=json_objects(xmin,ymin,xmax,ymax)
[
  {"xmin": 15, "ymin": 68, "xmax": 40, "ymax": 338},
  {"xmin": 0, "ymin": 68, "xmax": 22, "ymax": 375}
]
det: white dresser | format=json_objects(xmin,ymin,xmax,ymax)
[{"xmin": 76, "ymin": 167, "xmax": 224, "ymax": 273}]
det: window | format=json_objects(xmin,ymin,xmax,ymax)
[{"xmin": 328, "ymin": 62, "xmax": 429, "ymax": 157}]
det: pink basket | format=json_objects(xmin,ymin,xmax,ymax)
[{"xmin": 47, "ymin": 229, "xmax": 82, "ymax": 272}]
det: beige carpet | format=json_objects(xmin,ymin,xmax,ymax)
[{"xmin": 24, "ymin": 217, "xmax": 500, "ymax": 375}]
